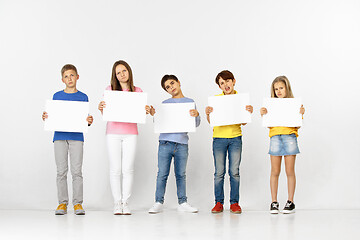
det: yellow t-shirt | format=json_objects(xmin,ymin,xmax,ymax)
[
  {"xmin": 212, "ymin": 91, "xmax": 242, "ymax": 138},
  {"xmin": 269, "ymin": 127, "xmax": 298, "ymax": 138}
]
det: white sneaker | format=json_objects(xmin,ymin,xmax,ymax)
[
  {"xmin": 114, "ymin": 202, "xmax": 122, "ymax": 215},
  {"xmin": 122, "ymin": 203, "xmax": 131, "ymax": 215},
  {"xmin": 148, "ymin": 202, "xmax": 163, "ymax": 214},
  {"xmin": 177, "ymin": 202, "xmax": 198, "ymax": 213}
]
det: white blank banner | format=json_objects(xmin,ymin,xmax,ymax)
[
  {"xmin": 208, "ymin": 93, "xmax": 251, "ymax": 127},
  {"xmin": 154, "ymin": 102, "xmax": 196, "ymax": 133},
  {"xmin": 102, "ymin": 90, "xmax": 147, "ymax": 124},
  {"xmin": 44, "ymin": 100, "xmax": 89, "ymax": 133},
  {"xmin": 262, "ymin": 98, "xmax": 303, "ymax": 127}
]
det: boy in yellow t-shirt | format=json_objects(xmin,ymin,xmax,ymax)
[{"xmin": 205, "ymin": 70, "xmax": 253, "ymax": 214}]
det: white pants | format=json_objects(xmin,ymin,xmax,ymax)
[{"xmin": 106, "ymin": 134, "xmax": 137, "ymax": 204}]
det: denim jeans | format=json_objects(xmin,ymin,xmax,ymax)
[
  {"xmin": 213, "ymin": 136, "xmax": 242, "ymax": 204},
  {"xmin": 155, "ymin": 141, "xmax": 188, "ymax": 204}
]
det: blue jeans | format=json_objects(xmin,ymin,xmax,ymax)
[
  {"xmin": 213, "ymin": 136, "xmax": 242, "ymax": 204},
  {"xmin": 155, "ymin": 141, "xmax": 188, "ymax": 204}
]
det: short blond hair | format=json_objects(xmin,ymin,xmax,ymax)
[
  {"xmin": 61, "ymin": 64, "xmax": 78, "ymax": 77},
  {"xmin": 271, "ymin": 76, "xmax": 294, "ymax": 98}
]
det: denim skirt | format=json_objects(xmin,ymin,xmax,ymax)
[{"xmin": 269, "ymin": 133, "xmax": 300, "ymax": 156}]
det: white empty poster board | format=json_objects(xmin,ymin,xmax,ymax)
[
  {"xmin": 102, "ymin": 90, "xmax": 147, "ymax": 124},
  {"xmin": 154, "ymin": 102, "xmax": 196, "ymax": 133},
  {"xmin": 208, "ymin": 93, "xmax": 251, "ymax": 127},
  {"xmin": 44, "ymin": 100, "xmax": 89, "ymax": 133},
  {"xmin": 262, "ymin": 98, "xmax": 303, "ymax": 127}
]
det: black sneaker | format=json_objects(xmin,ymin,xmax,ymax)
[
  {"xmin": 270, "ymin": 202, "xmax": 279, "ymax": 214},
  {"xmin": 283, "ymin": 200, "xmax": 295, "ymax": 214}
]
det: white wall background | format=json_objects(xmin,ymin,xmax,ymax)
[{"xmin": 0, "ymin": 0, "xmax": 359, "ymax": 211}]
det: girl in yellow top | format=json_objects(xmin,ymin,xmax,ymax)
[{"xmin": 260, "ymin": 76, "xmax": 305, "ymax": 214}]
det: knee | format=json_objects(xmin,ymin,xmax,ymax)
[
  {"xmin": 229, "ymin": 169, "xmax": 239, "ymax": 178},
  {"xmin": 110, "ymin": 169, "xmax": 121, "ymax": 176},
  {"xmin": 271, "ymin": 169, "xmax": 281, "ymax": 177},
  {"xmin": 175, "ymin": 171, "xmax": 186, "ymax": 180},
  {"xmin": 71, "ymin": 169, "xmax": 83, "ymax": 178},
  {"xmin": 122, "ymin": 169, "xmax": 134, "ymax": 176},
  {"xmin": 109, "ymin": 164, "xmax": 121, "ymax": 176},
  {"xmin": 214, "ymin": 169, "xmax": 225, "ymax": 179},
  {"xmin": 285, "ymin": 169, "xmax": 295, "ymax": 177},
  {"xmin": 57, "ymin": 167, "xmax": 68, "ymax": 178},
  {"xmin": 122, "ymin": 162, "xmax": 135, "ymax": 175},
  {"xmin": 157, "ymin": 170, "xmax": 170, "ymax": 180},
  {"xmin": 229, "ymin": 164, "xmax": 240, "ymax": 178}
]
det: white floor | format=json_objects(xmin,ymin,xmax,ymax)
[{"xmin": 0, "ymin": 209, "xmax": 359, "ymax": 240}]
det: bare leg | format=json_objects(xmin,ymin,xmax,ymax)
[
  {"xmin": 270, "ymin": 156, "xmax": 282, "ymax": 202},
  {"xmin": 284, "ymin": 155, "xmax": 296, "ymax": 202}
]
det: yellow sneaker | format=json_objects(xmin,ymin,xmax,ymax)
[
  {"xmin": 55, "ymin": 203, "xmax": 67, "ymax": 215},
  {"xmin": 74, "ymin": 204, "xmax": 85, "ymax": 215}
]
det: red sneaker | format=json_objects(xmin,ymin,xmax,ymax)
[
  {"xmin": 230, "ymin": 203, "xmax": 242, "ymax": 214},
  {"xmin": 211, "ymin": 202, "xmax": 223, "ymax": 213}
]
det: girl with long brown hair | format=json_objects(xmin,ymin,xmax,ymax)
[{"xmin": 98, "ymin": 60, "xmax": 152, "ymax": 215}]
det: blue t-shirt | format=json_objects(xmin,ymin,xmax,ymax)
[
  {"xmin": 159, "ymin": 97, "xmax": 201, "ymax": 145},
  {"xmin": 52, "ymin": 90, "xmax": 89, "ymax": 142}
]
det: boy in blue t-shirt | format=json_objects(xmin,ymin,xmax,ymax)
[
  {"xmin": 147, "ymin": 75, "xmax": 200, "ymax": 214},
  {"xmin": 42, "ymin": 64, "xmax": 93, "ymax": 215}
]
